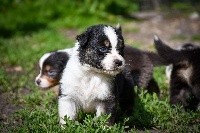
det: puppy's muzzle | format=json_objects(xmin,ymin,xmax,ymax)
[
  {"xmin": 36, "ymin": 79, "xmax": 41, "ymax": 85},
  {"xmin": 114, "ymin": 59, "xmax": 123, "ymax": 67}
]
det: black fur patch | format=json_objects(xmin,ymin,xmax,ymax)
[
  {"xmin": 42, "ymin": 52, "xmax": 69, "ymax": 82},
  {"xmin": 115, "ymin": 65, "xmax": 135, "ymax": 115},
  {"xmin": 76, "ymin": 24, "xmax": 124, "ymax": 70},
  {"xmin": 124, "ymin": 45, "xmax": 160, "ymax": 94}
]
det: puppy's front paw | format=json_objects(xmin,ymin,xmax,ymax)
[{"xmin": 59, "ymin": 117, "xmax": 66, "ymax": 128}]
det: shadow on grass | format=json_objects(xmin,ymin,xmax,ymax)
[
  {"xmin": 113, "ymin": 89, "xmax": 155, "ymax": 131},
  {"xmin": 74, "ymin": 91, "xmax": 155, "ymax": 131},
  {"xmin": 126, "ymin": 93, "xmax": 155, "ymax": 131}
]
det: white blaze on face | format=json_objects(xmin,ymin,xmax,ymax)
[
  {"xmin": 39, "ymin": 53, "xmax": 51, "ymax": 69},
  {"xmin": 35, "ymin": 53, "xmax": 51, "ymax": 88},
  {"xmin": 102, "ymin": 26, "xmax": 125, "ymax": 72},
  {"xmin": 104, "ymin": 26, "xmax": 118, "ymax": 48}
]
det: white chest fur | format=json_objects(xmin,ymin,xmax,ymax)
[{"xmin": 60, "ymin": 55, "xmax": 113, "ymax": 113}]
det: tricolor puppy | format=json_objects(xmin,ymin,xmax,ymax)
[
  {"xmin": 35, "ymin": 48, "xmax": 71, "ymax": 89},
  {"xmin": 59, "ymin": 24, "xmax": 135, "ymax": 125},
  {"xmin": 154, "ymin": 36, "xmax": 200, "ymax": 111},
  {"xmin": 165, "ymin": 43, "xmax": 198, "ymax": 81}
]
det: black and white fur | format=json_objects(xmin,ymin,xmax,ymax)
[
  {"xmin": 154, "ymin": 36, "xmax": 200, "ymax": 111},
  {"xmin": 35, "ymin": 48, "xmax": 71, "ymax": 89},
  {"xmin": 59, "ymin": 24, "xmax": 135, "ymax": 125}
]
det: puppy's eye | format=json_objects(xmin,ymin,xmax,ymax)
[
  {"xmin": 99, "ymin": 46, "xmax": 108, "ymax": 53},
  {"xmin": 104, "ymin": 40, "xmax": 110, "ymax": 47},
  {"xmin": 47, "ymin": 70, "xmax": 57, "ymax": 76}
]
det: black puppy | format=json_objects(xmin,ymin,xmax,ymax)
[
  {"xmin": 124, "ymin": 45, "xmax": 165, "ymax": 94},
  {"xmin": 154, "ymin": 35, "xmax": 200, "ymax": 111}
]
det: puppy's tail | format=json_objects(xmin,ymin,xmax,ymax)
[{"xmin": 153, "ymin": 35, "xmax": 184, "ymax": 64}]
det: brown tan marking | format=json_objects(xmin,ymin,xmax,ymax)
[
  {"xmin": 104, "ymin": 40, "xmax": 110, "ymax": 47},
  {"xmin": 40, "ymin": 75, "xmax": 59, "ymax": 87},
  {"xmin": 177, "ymin": 61, "xmax": 193, "ymax": 85}
]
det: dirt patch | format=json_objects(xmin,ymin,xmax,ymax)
[
  {"xmin": 122, "ymin": 12, "xmax": 200, "ymax": 49},
  {"xmin": 0, "ymin": 87, "xmax": 32, "ymax": 131},
  {"xmin": 59, "ymin": 28, "xmax": 78, "ymax": 41},
  {"xmin": 0, "ymin": 92, "xmax": 21, "ymax": 131},
  {"xmin": 0, "ymin": 92, "xmax": 20, "ymax": 118}
]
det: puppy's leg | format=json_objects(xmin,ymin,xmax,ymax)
[
  {"xmin": 96, "ymin": 103, "xmax": 106, "ymax": 117},
  {"xmin": 170, "ymin": 87, "xmax": 190, "ymax": 107},
  {"xmin": 96, "ymin": 98, "xmax": 117, "ymax": 125},
  {"xmin": 119, "ymin": 89, "xmax": 135, "ymax": 116},
  {"xmin": 58, "ymin": 95, "xmax": 78, "ymax": 125},
  {"xmin": 189, "ymin": 85, "xmax": 200, "ymax": 110},
  {"xmin": 146, "ymin": 78, "xmax": 160, "ymax": 95},
  {"xmin": 192, "ymin": 85, "xmax": 200, "ymax": 101},
  {"xmin": 171, "ymin": 87, "xmax": 198, "ymax": 111},
  {"xmin": 119, "ymin": 79, "xmax": 135, "ymax": 115},
  {"xmin": 197, "ymin": 103, "xmax": 200, "ymax": 111},
  {"xmin": 170, "ymin": 78, "xmax": 192, "ymax": 110},
  {"xmin": 119, "ymin": 68, "xmax": 135, "ymax": 115}
]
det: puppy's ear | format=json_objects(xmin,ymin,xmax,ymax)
[
  {"xmin": 76, "ymin": 29, "xmax": 90, "ymax": 47},
  {"xmin": 115, "ymin": 24, "xmax": 122, "ymax": 34}
]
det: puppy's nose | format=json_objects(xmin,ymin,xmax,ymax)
[
  {"xmin": 36, "ymin": 79, "xmax": 41, "ymax": 85},
  {"xmin": 114, "ymin": 59, "xmax": 123, "ymax": 67}
]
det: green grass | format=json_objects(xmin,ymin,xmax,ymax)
[
  {"xmin": 171, "ymin": 2, "xmax": 194, "ymax": 12},
  {"xmin": 1, "ymin": 1, "xmax": 200, "ymax": 132},
  {"xmin": 1, "ymin": 32, "xmax": 200, "ymax": 132},
  {"xmin": 192, "ymin": 34, "xmax": 200, "ymax": 41}
]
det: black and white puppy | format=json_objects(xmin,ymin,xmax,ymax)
[
  {"xmin": 154, "ymin": 36, "xmax": 200, "ymax": 111},
  {"xmin": 59, "ymin": 24, "xmax": 135, "ymax": 125},
  {"xmin": 35, "ymin": 48, "xmax": 71, "ymax": 89}
]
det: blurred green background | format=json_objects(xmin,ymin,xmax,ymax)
[
  {"xmin": 0, "ymin": 0, "xmax": 137, "ymax": 38},
  {"xmin": 0, "ymin": 0, "xmax": 200, "ymax": 38}
]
